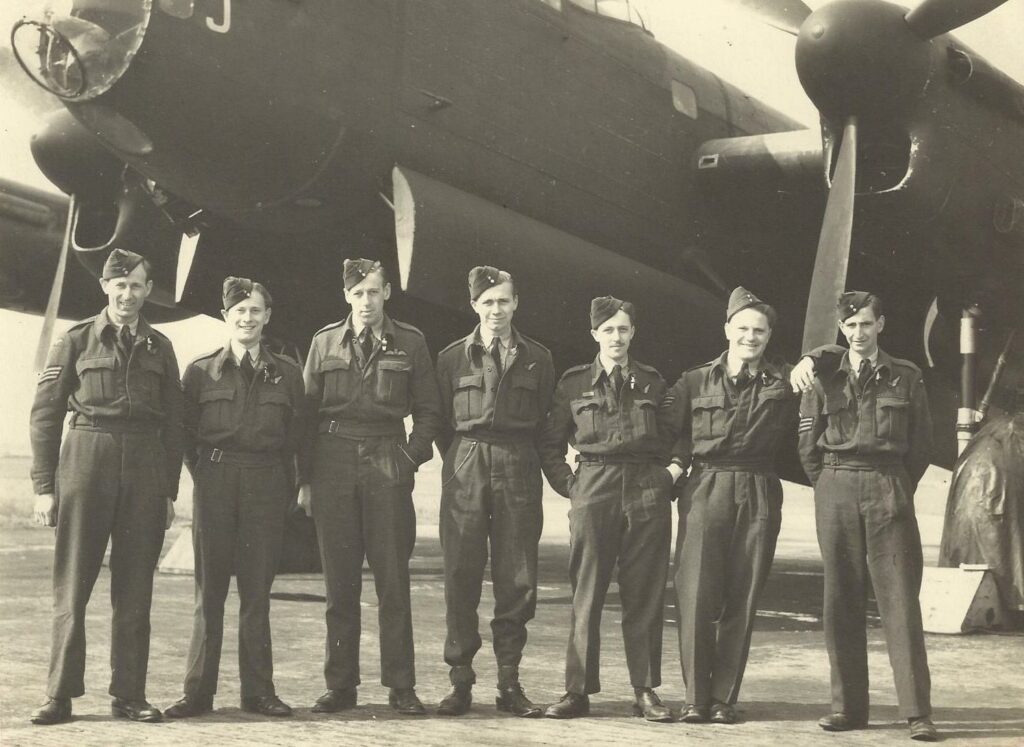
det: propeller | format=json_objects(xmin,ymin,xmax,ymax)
[
  {"xmin": 904, "ymin": 0, "xmax": 1011, "ymax": 39},
  {"xmin": 801, "ymin": 117, "xmax": 857, "ymax": 351},
  {"xmin": 34, "ymin": 194, "xmax": 76, "ymax": 372}
]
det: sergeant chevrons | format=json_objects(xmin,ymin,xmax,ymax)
[
  {"xmin": 799, "ymin": 348, "xmax": 933, "ymax": 720},
  {"xmin": 29, "ymin": 309, "xmax": 184, "ymax": 701},
  {"xmin": 540, "ymin": 356, "xmax": 671, "ymax": 695},
  {"xmin": 662, "ymin": 352, "xmax": 798, "ymax": 708},
  {"xmin": 434, "ymin": 326, "xmax": 555, "ymax": 687},
  {"xmin": 179, "ymin": 344, "xmax": 305, "ymax": 700},
  {"xmin": 31, "ymin": 312, "xmax": 184, "ymax": 496},
  {"xmin": 301, "ymin": 313, "xmax": 442, "ymax": 691}
]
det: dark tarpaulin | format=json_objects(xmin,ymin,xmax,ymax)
[{"xmin": 939, "ymin": 413, "xmax": 1024, "ymax": 612}]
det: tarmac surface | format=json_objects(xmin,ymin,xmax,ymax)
[{"xmin": 1, "ymin": 460, "xmax": 1022, "ymax": 746}]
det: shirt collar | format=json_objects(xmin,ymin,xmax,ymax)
[
  {"xmin": 465, "ymin": 324, "xmax": 522, "ymax": 361},
  {"xmin": 710, "ymin": 350, "xmax": 783, "ymax": 385},
  {"xmin": 229, "ymin": 338, "xmax": 261, "ymax": 365},
  {"xmin": 598, "ymin": 353, "xmax": 629, "ymax": 378},
  {"xmin": 94, "ymin": 309, "xmax": 150, "ymax": 343},
  {"xmin": 341, "ymin": 314, "xmax": 398, "ymax": 349},
  {"xmin": 590, "ymin": 354, "xmax": 630, "ymax": 386},
  {"xmin": 844, "ymin": 348, "xmax": 885, "ymax": 372},
  {"xmin": 211, "ymin": 341, "xmax": 274, "ymax": 378}
]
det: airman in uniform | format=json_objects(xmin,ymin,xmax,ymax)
[
  {"xmin": 29, "ymin": 248, "xmax": 183, "ymax": 725},
  {"xmin": 298, "ymin": 259, "xmax": 442, "ymax": 716},
  {"xmin": 164, "ymin": 278, "xmax": 304, "ymax": 719},
  {"xmin": 540, "ymin": 297, "xmax": 674, "ymax": 722},
  {"xmin": 798, "ymin": 291, "xmax": 937, "ymax": 742},
  {"xmin": 662, "ymin": 287, "xmax": 835, "ymax": 724},
  {"xmin": 434, "ymin": 266, "xmax": 555, "ymax": 717}
]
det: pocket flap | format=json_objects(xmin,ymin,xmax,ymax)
[
  {"xmin": 633, "ymin": 398, "xmax": 656, "ymax": 410},
  {"xmin": 378, "ymin": 359, "xmax": 411, "ymax": 372},
  {"xmin": 876, "ymin": 395, "xmax": 909, "ymax": 409},
  {"xmin": 456, "ymin": 373, "xmax": 484, "ymax": 390},
  {"xmin": 320, "ymin": 357, "xmax": 351, "ymax": 372},
  {"xmin": 137, "ymin": 353, "xmax": 165, "ymax": 374},
  {"xmin": 510, "ymin": 373, "xmax": 538, "ymax": 390},
  {"xmin": 258, "ymin": 390, "xmax": 291, "ymax": 406},
  {"xmin": 76, "ymin": 356, "xmax": 116, "ymax": 375},
  {"xmin": 571, "ymin": 397, "xmax": 599, "ymax": 414},
  {"xmin": 199, "ymin": 388, "xmax": 236, "ymax": 403},
  {"xmin": 823, "ymin": 391, "xmax": 850, "ymax": 414},
  {"xmin": 692, "ymin": 394, "xmax": 727, "ymax": 411},
  {"xmin": 758, "ymin": 385, "xmax": 790, "ymax": 402}
]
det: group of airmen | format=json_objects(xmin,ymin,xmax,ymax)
[{"xmin": 27, "ymin": 247, "xmax": 938, "ymax": 741}]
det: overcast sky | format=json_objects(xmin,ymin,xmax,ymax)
[{"xmin": 1, "ymin": 0, "xmax": 1021, "ymax": 453}]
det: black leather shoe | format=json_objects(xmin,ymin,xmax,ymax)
[
  {"xmin": 164, "ymin": 694, "xmax": 213, "ymax": 719},
  {"xmin": 632, "ymin": 688, "xmax": 673, "ymax": 722},
  {"xmin": 818, "ymin": 712, "xmax": 868, "ymax": 731},
  {"xmin": 544, "ymin": 692, "xmax": 589, "ymax": 719},
  {"xmin": 111, "ymin": 697, "xmax": 163, "ymax": 723},
  {"xmin": 710, "ymin": 701, "xmax": 737, "ymax": 724},
  {"xmin": 437, "ymin": 684, "xmax": 472, "ymax": 716},
  {"xmin": 496, "ymin": 684, "xmax": 542, "ymax": 718},
  {"xmin": 909, "ymin": 716, "xmax": 939, "ymax": 742},
  {"xmin": 388, "ymin": 688, "xmax": 426, "ymax": 716},
  {"xmin": 680, "ymin": 703, "xmax": 710, "ymax": 723},
  {"xmin": 30, "ymin": 697, "xmax": 71, "ymax": 725},
  {"xmin": 241, "ymin": 694, "xmax": 293, "ymax": 717},
  {"xmin": 312, "ymin": 688, "xmax": 357, "ymax": 713}
]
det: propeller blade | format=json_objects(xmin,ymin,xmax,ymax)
[
  {"xmin": 33, "ymin": 194, "xmax": 75, "ymax": 373},
  {"xmin": 802, "ymin": 118, "xmax": 857, "ymax": 352},
  {"xmin": 904, "ymin": 0, "xmax": 1010, "ymax": 39},
  {"xmin": 721, "ymin": 0, "xmax": 813, "ymax": 35}
]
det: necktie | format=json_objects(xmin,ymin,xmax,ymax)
[
  {"xmin": 489, "ymin": 337, "xmax": 503, "ymax": 376},
  {"xmin": 610, "ymin": 364, "xmax": 623, "ymax": 395},
  {"xmin": 734, "ymin": 363, "xmax": 751, "ymax": 389},
  {"xmin": 361, "ymin": 332, "xmax": 374, "ymax": 362},
  {"xmin": 857, "ymin": 359, "xmax": 873, "ymax": 390},
  {"xmin": 119, "ymin": 325, "xmax": 133, "ymax": 353},
  {"xmin": 241, "ymin": 351, "xmax": 255, "ymax": 384}
]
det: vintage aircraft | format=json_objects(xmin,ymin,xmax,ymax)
[{"xmin": 3, "ymin": 0, "xmax": 1022, "ymax": 468}]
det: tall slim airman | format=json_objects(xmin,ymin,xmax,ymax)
[
  {"xmin": 29, "ymin": 248, "xmax": 183, "ymax": 725},
  {"xmin": 298, "ymin": 259, "xmax": 442, "ymax": 716},
  {"xmin": 434, "ymin": 266, "xmax": 555, "ymax": 717},
  {"xmin": 164, "ymin": 277, "xmax": 304, "ymax": 719},
  {"xmin": 540, "ymin": 297, "xmax": 674, "ymax": 722},
  {"xmin": 798, "ymin": 291, "xmax": 937, "ymax": 742}
]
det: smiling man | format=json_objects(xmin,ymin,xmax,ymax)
[
  {"xmin": 164, "ymin": 277, "xmax": 304, "ymax": 719},
  {"xmin": 29, "ymin": 248, "xmax": 183, "ymax": 725},
  {"xmin": 433, "ymin": 266, "xmax": 554, "ymax": 717},
  {"xmin": 540, "ymin": 296, "xmax": 674, "ymax": 722},
  {"xmin": 298, "ymin": 258, "xmax": 442, "ymax": 716},
  {"xmin": 662, "ymin": 286, "xmax": 838, "ymax": 726},
  {"xmin": 798, "ymin": 291, "xmax": 936, "ymax": 742}
]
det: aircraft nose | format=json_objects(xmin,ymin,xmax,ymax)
[
  {"xmin": 11, "ymin": 0, "xmax": 151, "ymax": 100},
  {"xmin": 794, "ymin": 0, "xmax": 931, "ymax": 122}
]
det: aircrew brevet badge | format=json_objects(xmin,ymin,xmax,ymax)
[{"xmin": 38, "ymin": 365, "xmax": 62, "ymax": 384}]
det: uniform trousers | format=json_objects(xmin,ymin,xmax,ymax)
[
  {"xmin": 310, "ymin": 434, "xmax": 417, "ymax": 689},
  {"xmin": 815, "ymin": 465, "xmax": 931, "ymax": 719},
  {"xmin": 48, "ymin": 427, "xmax": 168, "ymax": 700},
  {"xmin": 182, "ymin": 455, "xmax": 289, "ymax": 698},
  {"xmin": 564, "ymin": 462, "xmax": 670, "ymax": 694},
  {"xmin": 673, "ymin": 467, "xmax": 782, "ymax": 706},
  {"xmin": 439, "ymin": 437, "xmax": 544, "ymax": 686}
]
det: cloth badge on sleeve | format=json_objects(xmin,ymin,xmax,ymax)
[
  {"xmin": 38, "ymin": 365, "xmax": 63, "ymax": 383},
  {"xmin": 798, "ymin": 416, "xmax": 815, "ymax": 433}
]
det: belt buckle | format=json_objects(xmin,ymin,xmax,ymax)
[
  {"xmin": 328, "ymin": 420, "xmax": 339, "ymax": 434},
  {"xmin": 825, "ymin": 452, "xmax": 838, "ymax": 466},
  {"xmin": 210, "ymin": 448, "xmax": 223, "ymax": 463}
]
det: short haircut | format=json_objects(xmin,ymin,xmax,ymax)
[{"xmin": 250, "ymin": 282, "xmax": 273, "ymax": 308}]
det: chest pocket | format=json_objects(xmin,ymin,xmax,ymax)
[
  {"xmin": 507, "ymin": 371, "xmax": 539, "ymax": 420},
  {"xmin": 629, "ymin": 398, "xmax": 658, "ymax": 438},
  {"xmin": 257, "ymin": 388, "xmax": 292, "ymax": 433},
  {"xmin": 319, "ymin": 356, "xmax": 352, "ymax": 403},
  {"xmin": 453, "ymin": 373, "xmax": 485, "ymax": 423},
  {"xmin": 571, "ymin": 396, "xmax": 603, "ymax": 445},
  {"xmin": 876, "ymin": 394, "xmax": 909, "ymax": 442},
  {"xmin": 823, "ymin": 390, "xmax": 855, "ymax": 444},
  {"xmin": 756, "ymin": 384, "xmax": 791, "ymax": 431},
  {"xmin": 75, "ymin": 355, "xmax": 117, "ymax": 402},
  {"xmin": 376, "ymin": 357, "xmax": 411, "ymax": 409},
  {"xmin": 198, "ymin": 387, "xmax": 236, "ymax": 432},
  {"xmin": 692, "ymin": 394, "xmax": 730, "ymax": 440},
  {"xmin": 131, "ymin": 352, "xmax": 166, "ymax": 404}
]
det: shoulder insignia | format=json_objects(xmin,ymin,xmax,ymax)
[
  {"xmin": 37, "ymin": 365, "xmax": 63, "ymax": 384},
  {"xmin": 798, "ymin": 415, "xmax": 815, "ymax": 433}
]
